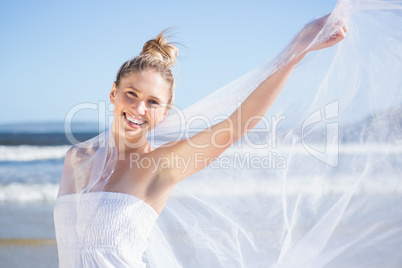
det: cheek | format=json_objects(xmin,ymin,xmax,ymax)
[
  {"xmin": 113, "ymin": 95, "xmax": 129, "ymax": 111},
  {"xmin": 149, "ymin": 109, "xmax": 166, "ymax": 123}
]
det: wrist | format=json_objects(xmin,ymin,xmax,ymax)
[{"xmin": 290, "ymin": 51, "xmax": 308, "ymax": 66}]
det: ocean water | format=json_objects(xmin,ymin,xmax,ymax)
[{"xmin": 0, "ymin": 122, "xmax": 99, "ymax": 268}]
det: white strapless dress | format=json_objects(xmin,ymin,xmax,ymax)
[{"xmin": 53, "ymin": 191, "xmax": 159, "ymax": 268}]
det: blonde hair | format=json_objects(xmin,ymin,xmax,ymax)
[{"xmin": 115, "ymin": 31, "xmax": 178, "ymax": 106}]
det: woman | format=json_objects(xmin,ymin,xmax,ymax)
[
  {"xmin": 55, "ymin": 1, "xmax": 402, "ymax": 267},
  {"xmin": 54, "ymin": 13, "xmax": 345, "ymax": 266}
]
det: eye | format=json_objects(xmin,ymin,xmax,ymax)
[
  {"xmin": 128, "ymin": 91, "xmax": 138, "ymax": 97},
  {"xmin": 148, "ymin": 99, "xmax": 160, "ymax": 107}
]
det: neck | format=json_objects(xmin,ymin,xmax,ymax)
[{"xmin": 112, "ymin": 123, "xmax": 152, "ymax": 157}]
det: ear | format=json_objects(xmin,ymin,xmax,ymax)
[{"xmin": 110, "ymin": 82, "xmax": 117, "ymax": 104}]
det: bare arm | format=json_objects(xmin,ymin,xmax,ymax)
[{"xmin": 158, "ymin": 14, "xmax": 347, "ymax": 182}]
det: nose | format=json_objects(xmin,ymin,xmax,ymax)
[{"xmin": 134, "ymin": 100, "xmax": 146, "ymax": 115}]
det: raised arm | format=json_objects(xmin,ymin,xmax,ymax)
[{"xmin": 158, "ymin": 14, "xmax": 347, "ymax": 182}]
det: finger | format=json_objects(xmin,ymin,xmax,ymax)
[
  {"xmin": 338, "ymin": 26, "xmax": 346, "ymax": 39},
  {"xmin": 332, "ymin": 25, "xmax": 346, "ymax": 39},
  {"xmin": 333, "ymin": 18, "xmax": 348, "ymax": 34}
]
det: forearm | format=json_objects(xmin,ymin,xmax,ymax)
[
  {"xmin": 229, "ymin": 52, "xmax": 306, "ymax": 140},
  {"xmin": 227, "ymin": 14, "xmax": 347, "ymax": 141}
]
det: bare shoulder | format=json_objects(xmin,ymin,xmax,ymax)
[
  {"xmin": 104, "ymin": 148, "xmax": 176, "ymax": 196},
  {"xmin": 147, "ymin": 139, "xmax": 192, "ymax": 173}
]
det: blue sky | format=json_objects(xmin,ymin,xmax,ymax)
[{"xmin": 0, "ymin": 0, "xmax": 337, "ymax": 125}]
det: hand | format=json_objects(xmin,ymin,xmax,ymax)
[
  {"xmin": 270, "ymin": 13, "xmax": 348, "ymax": 70},
  {"xmin": 297, "ymin": 13, "xmax": 348, "ymax": 53}
]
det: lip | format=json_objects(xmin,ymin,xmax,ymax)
[
  {"xmin": 124, "ymin": 113, "xmax": 146, "ymax": 130},
  {"xmin": 126, "ymin": 112, "xmax": 146, "ymax": 122}
]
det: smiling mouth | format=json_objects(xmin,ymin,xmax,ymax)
[{"xmin": 124, "ymin": 113, "xmax": 147, "ymax": 127}]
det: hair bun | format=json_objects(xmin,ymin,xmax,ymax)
[{"xmin": 140, "ymin": 31, "xmax": 178, "ymax": 68}]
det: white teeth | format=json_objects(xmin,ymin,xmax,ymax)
[{"xmin": 126, "ymin": 114, "xmax": 146, "ymax": 125}]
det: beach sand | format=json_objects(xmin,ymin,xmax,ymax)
[
  {"xmin": 0, "ymin": 241, "xmax": 58, "ymax": 267},
  {"xmin": 0, "ymin": 203, "xmax": 58, "ymax": 267}
]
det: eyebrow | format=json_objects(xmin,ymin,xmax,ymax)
[{"xmin": 126, "ymin": 87, "xmax": 162, "ymax": 103}]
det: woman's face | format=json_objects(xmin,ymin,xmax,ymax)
[{"xmin": 110, "ymin": 69, "xmax": 170, "ymax": 142}]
